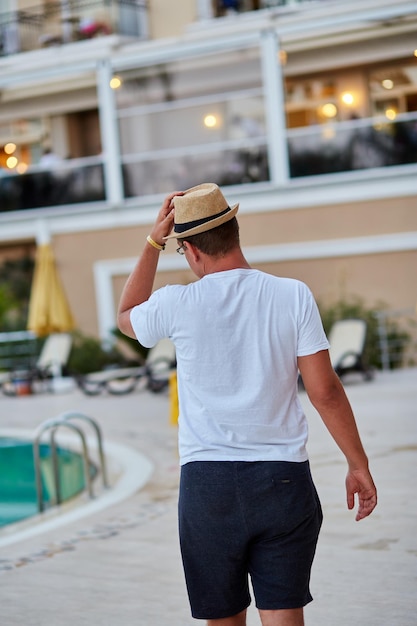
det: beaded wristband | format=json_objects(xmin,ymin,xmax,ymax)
[{"xmin": 146, "ymin": 235, "xmax": 165, "ymax": 251}]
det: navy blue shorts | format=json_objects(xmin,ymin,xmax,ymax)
[{"xmin": 178, "ymin": 460, "xmax": 322, "ymax": 620}]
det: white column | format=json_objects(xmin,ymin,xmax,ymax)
[
  {"xmin": 96, "ymin": 59, "xmax": 124, "ymax": 206},
  {"xmin": 260, "ymin": 29, "xmax": 290, "ymax": 185},
  {"xmin": 196, "ymin": 0, "xmax": 214, "ymax": 20}
]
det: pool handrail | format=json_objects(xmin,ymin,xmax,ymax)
[
  {"xmin": 34, "ymin": 419, "xmax": 93, "ymax": 513},
  {"xmin": 49, "ymin": 422, "xmax": 92, "ymax": 507},
  {"xmin": 33, "ymin": 412, "xmax": 108, "ymax": 513},
  {"xmin": 57, "ymin": 411, "xmax": 109, "ymax": 489}
]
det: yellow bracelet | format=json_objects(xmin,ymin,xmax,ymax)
[{"xmin": 146, "ymin": 235, "xmax": 165, "ymax": 251}]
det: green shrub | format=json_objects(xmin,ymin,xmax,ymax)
[
  {"xmin": 111, "ymin": 327, "xmax": 149, "ymax": 363},
  {"xmin": 66, "ymin": 331, "xmax": 134, "ymax": 375},
  {"xmin": 0, "ymin": 257, "xmax": 34, "ymax": 331}
]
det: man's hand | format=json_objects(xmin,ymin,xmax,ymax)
[
  {"xmin": 149, "ymin": 190, "xmax": 183, "ymax": 246},
  {"xmin": 117, "ymin": 190, "xmax": 185, "ymax": 338},
  {"xmin": 346, "ymin": 468, "xmax": 377, "ymax": 521}
]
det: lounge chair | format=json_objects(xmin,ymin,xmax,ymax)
[
  {"xmin": 0, "ymin": 330, "xmax": 38, "ymax": 394},
  {"xmin": 0, "ymin": 371, "xmax": 12, "ymax": 393},
  {"xmin": 1, "ymin": 333, "xmax": 73, "ymax": 395},
  {"xmin": 76, "ymin": 338, "xmax": 176, "ymax": 396},
  {"xmin": 328, "ymin": 318, "xmax": 373, "ymax": 381},
  {"xmin": 35, "ymin": 333, "xmax": 73, "ymax": 378}
]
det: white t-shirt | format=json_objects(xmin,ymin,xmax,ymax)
[{"xmin": 130, "ymin": 269, "xmax": 329, "ymax": 465}]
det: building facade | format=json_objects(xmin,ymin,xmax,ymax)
[{"xmin": 0, "ymin": 0, "xmax": 416, "ymax": 354}]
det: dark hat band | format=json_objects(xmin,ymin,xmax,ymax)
[{"xmin": 174, "ymin": 206, "xmax": 231, "ymax": 234}]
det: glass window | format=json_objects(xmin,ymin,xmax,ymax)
[
  {"xmin": 114, "ymin": 47, "xmax": 269, "ymax": 196},
  {"xmin": 369, "ymin": 63, "xmax": 417, "ymax": 118},
  {"xmin": 285, "ymin": 78, "xmax": 338, "ymax": 128},
  {"xmin": 0, "ymin": 114, "xmax": 104, "ymax": 211}
]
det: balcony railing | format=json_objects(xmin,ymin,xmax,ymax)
[
  {"xmin": 0, "ymin": 156, "xmax": 105, "ymax": 212},
  {"xmin": 122, "ymin": 140, "xmax": 269, "ymax": 197},
  {"xmin": 287, "ymin": 112, "xmax": 417, "ymax": 178},
  {"xmin": 0, "ymin": 0, "xmax": 146, "ymax": 56},
  {"xmin": 1, "ymin": 114, "xmax": 416, "ymax": 213},
  {"xmin": 214, "ymin": 0, "xmax": 332, "ymax": 18}
]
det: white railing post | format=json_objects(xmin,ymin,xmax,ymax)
[
  {"xmin": 196, "ymin": 0, "xmax": 214, "ymax": 20},
  {"xmin": 260, "ymin": 29, "xmax": 290, "ymax": 185},
  {"xmin": 96, "ymin": 59, "xmax": 124, "ymax": 207}
]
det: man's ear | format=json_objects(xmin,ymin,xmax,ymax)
[{"xmin": 186, "ymin": 242, "xmax": 200, "ymax": 262}]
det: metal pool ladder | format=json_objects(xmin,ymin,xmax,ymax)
[{"xmin": 33, "ymin": 411, "xmax": 109, "ymax": 513}]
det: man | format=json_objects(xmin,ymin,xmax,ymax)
[{"xmin": 117, "ymin": 183, "xmax": 377, "ymax": 626}]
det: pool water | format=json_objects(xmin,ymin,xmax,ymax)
[{"xmin": 0, "ymin": 438, "xmax": 96, "ymax": 527}]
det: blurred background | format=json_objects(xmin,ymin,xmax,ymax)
[{"xmin": 0, "ymin": 0, "xmax": 416, "ymax": 376}]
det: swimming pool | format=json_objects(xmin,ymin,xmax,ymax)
[{"xmin": 0, "ymin": 437, "xmax": 96, "ymax": 527}]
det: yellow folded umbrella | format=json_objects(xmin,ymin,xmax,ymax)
[{"xmin": 27, "ymin": 243, "xmax": 75, "ymax": 337}]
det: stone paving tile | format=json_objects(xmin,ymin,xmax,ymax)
[{"xmin": 0, "ymin": 368, "xmax": 416, "ymax": 625}]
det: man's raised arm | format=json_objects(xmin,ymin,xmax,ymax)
[{"xmin": 117, "ymin": 191, "xmax": 181, "ymax": 339}]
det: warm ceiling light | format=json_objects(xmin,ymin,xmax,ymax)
[
  {"xmin": 204, "ymin": 114, "xmax": 218, "ymax": 128},
  {"xmin": 382, "ymin": 79, "xmax": 394, "ymax": 90},
  {"xmin": 321, "ymin": 103, "xmax": 338, "ymax": 118},
  {"xmin": 4, "ymin": 142, "xmax": 16, "ymax": 154},
  {"xmin": 414, "ymin": 50, "xmax": 417, "ymax": 57},
  {"xmin": 341, "ymin": 92, "xmax": 354, "ymax": 105},
  {"xmin": 110, "ymin": 76, "xmax": 122, "ymax": 89},
  {"xmin": 6, "ymin": 156, "xmax": 18, "ymax": 169},
  {"xmin": 385, "ymin": 108, "xmax": 397, "ymax": 121}
]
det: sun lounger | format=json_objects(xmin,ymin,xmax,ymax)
[
  {"xmin": 328, "ymin": 318, "xmax": 373, "ymax": 380},
  {"xmin": 76, "ymin": 338, "xmax": 176, "ymax": 395},
  {"xmin": 1, "ymin": 333, "xmax": 73, "ymax": 395},
  {"xmin": 35, "ymin": 333, "xmax": 73, "ymax": 378}
]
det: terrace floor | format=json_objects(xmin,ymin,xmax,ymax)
[{"xmin": 0, "ymin": 367, "xmax": 416, "ymax": 625}]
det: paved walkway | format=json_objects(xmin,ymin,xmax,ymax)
[{"xmin": 0, "ymin": 368, "xmax": 416, "ymax": 625}]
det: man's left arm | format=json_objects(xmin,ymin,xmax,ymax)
[
  {"xmin": 117, "ymin": 191, "xmax": 180, "ymax": 339},
  {"xmin": 298, "ymin": 350, "xmax": 377, "ymax": 521}
]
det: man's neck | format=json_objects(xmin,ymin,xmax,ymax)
[{"xmin": 201, "ymin": 248, "xmax": 251, "ymax": 276}]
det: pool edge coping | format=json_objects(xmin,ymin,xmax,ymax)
[{"xmin": 0, "ymin": 428, "xmax": 154, "ymax": 548}]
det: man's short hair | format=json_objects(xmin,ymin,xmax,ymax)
[{"xmin": 179, "ymin": 217, "xmax": 240, "ymax": 257}]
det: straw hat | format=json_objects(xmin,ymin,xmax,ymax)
[{"xmin": 164, "ymin": 183, "xmax": 239, "ymax": 239}]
